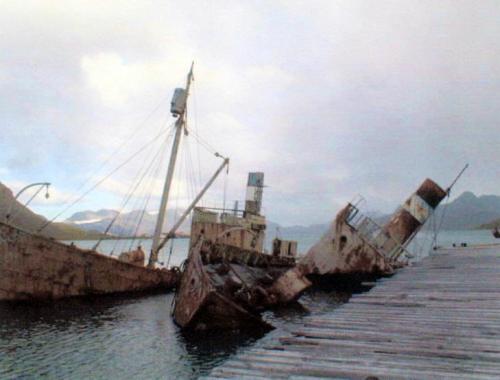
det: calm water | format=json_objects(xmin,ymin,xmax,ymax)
[{"xmin": 0, "ymin": 229, "xmax": 496, "ymax": 379}]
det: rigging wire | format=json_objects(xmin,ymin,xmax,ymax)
[
  {"xmin": 50, "ymin": 96, "xmax": 171, "ymax": 217},
  {"xmin": 429, "ymin": 163, "xmax": 469, "ymax": 249},
  {"xmin": 191, "ymin": 81, "xmax": 203, "ymax": 193},
  {"xmin": 103, "ymin": 147, "xmax": 164, "ymax": 251},
  {"xmin": 184, "ymin": 138, "xmax": 199, "ymax": 205},
  {"xmin": 189, "ymin": 128, "xmax": 218, "ymax": 155},
  {"xmin": 128, "ymin": 132, "xmax": 171, "ymax": 252},
  {"xmin": 163, "ymin": 135, "xmax": 187, "ymax": 266},
  {"xmin": 431, "ymin": 193, "xmax": 451, "ymax": 249},
  {"xmin": 98, "ymin": 130, "xmax": 172, "ymax": 253},
  {"xmin": 222, "ymin": 163, "xmax": 229, "ymax": 212},
  {"xmin": 38, "ymin": 120, "xmax": 176, "ymax": 232},
  {"xmin": 166, "ymin": 240, "xmax": 175, "ymax": 268},
  {"xmin": 111, "ymin": 131, "xmax": 174, "ymax": 255}
]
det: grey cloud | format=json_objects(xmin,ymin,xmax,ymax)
[{"xmin": 0, "ymin": 1, "xmax": 499, "ymax": 225}]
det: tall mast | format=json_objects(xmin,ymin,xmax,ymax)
[
  {"xmin": 149, "ymin": 63, "xmax": 194, "ymax": 267},
  {"xmin": 155, "ymin": 156, "xmax": 229, "ymax": 254}
]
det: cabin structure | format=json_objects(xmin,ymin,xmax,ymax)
[
  {"xmin": 190, "ymin": 172, "xmax": 267, "ymax": 252},
  {"xmin": 272, "ymin": 238, "xmax": 298, "ymax": 258}
]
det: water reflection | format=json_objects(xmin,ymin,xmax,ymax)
[
  {"xmin": 0, "ymin": 285, "xmax": 353, "ymax": 379},
  {"xmin": 0, "ymin": 291, "xmax": 294, "ymax": 379},
  {"xmin": 1, "ymin": 230, "xmax": 494, "ymax": 378}
]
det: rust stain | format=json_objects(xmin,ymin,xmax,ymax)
[
  {"xmin": 0, "ymin": 221, "xmax": 179, "ymax": 302},
  {"xmin": 415, "ymin": 178, "xmax": 447, "ymax": 209}
]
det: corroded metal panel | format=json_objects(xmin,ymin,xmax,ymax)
[
  {"xmin": 402, "ymin": 194, "xmax": 432, "ymax": 224},
  {"xmin": 173, "ymin": 240, "xmax": 213, "ymax": 327},
  {"xmin": 118, "ymin": 248, "xmax": 145, "ymax": 266},
  {"xmin": 0, "ymin": 222, "xmax": 178, "ymax": 301},
  {"xmin": 191, "ymin": 220, "xmax": 265, "ymax": 253},
  {"xmin": 272, "ymin": 238, "xmax": 298, "ymax": 258},
  {"xmin": 270, "ymin": 266, "xmax": 311, "ymax": 304},
  {"xmin": 415, "ymin": 178, "xmax": 447, "ymax": 209},
  {"xmin": 382, "ymin": 208, "xmax": 421, "ymax": 246},
  {"xmin": 380, "ymin": 178, "xmax": 447, "ymax": 253},
  {"xmin": 174, "ymin": 240, "xmax": 292, "ymax": 330},
  {"xmin": 193, "ymin": 208, "xmax": 218, "ymax": 223},
  {"xmin": 270, "ymin": 177, "xmax": 448, "ymax": 305}
]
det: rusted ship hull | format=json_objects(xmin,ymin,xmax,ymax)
[
  {"xmin": 0, "ymin": 222, "xmax": 178, "ymax": 301},
  {"xmin": 173, "ymin": 240, "xmax": 294, "ymax": 331},
  {"xmin": 271, "ymin": 178, "xmax": 448, "ymax": 304}
]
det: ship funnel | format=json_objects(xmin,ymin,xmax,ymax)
[
  {"xmin": 244, "ymin": 172, "xmax": 264, "ymax": 216},
  {"xmin": 378, "ymin": 178, "xmax": 447, "ymax": 255}
]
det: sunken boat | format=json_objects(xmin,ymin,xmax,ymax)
[
  {"xmin": 0, "ymin": 63, "xmax": 290, "ymax": 311},
  {"xmin": 0, "ymin": 65, "xmax": 204, "ymax": 301},
  {"xmin": 173, "ymin": 173, "xmax": 297, "ymax": 331},
  {"xmin": 270, "ymin": 177, "xmax": 449, "ymax": 304},
  {"xmin": 0, "ymin": 220, "xmax": 177, "ymax": 301}
]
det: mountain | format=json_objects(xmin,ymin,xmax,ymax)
[
  {"xmin": 367, "ymin": 192, "xmax": 500, "ymax": 231},
  {"xmin": 18, "ymin": 185, "xmax": 496, "ymax": 241},
  {"xmin": 0, "ymin": 182, "xmax": 102, "ymax": 240},
  {"xmin": 267, "ymin": 191, "xmax": 500, "ymax": 238},
  {"xmin": 434, "ymin": 191, "xmax": 500, "ymax": 230},
  {"xmin": 66, "ymin": 209, "xmax": 119, "ymax": 224},
  {"xmin": 65, "ymin": 208, "xmax": 190, "ymax": 237}
]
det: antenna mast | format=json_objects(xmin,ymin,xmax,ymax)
[{"xmin": 149, "ymin": 63, "xmax": 194, "ymax": 267}]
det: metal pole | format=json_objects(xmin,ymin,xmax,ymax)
[
  {"xmin": 154, "ymin": 157, "xmax": 229, "ymax": 261},
  {"xmin": 149, "ymin": 64, "xmax": 194, "ymax": 267},
  {"xmin": 446, "ymin": 163, "xmax": 469, "ymax": 194},
  {"xmin": 4, "ymin": 182, "xmax": 50, "ymax": 222}
]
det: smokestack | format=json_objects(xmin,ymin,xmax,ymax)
[
  {"xmin": 244, "ymin": 172, "xmax": 264, "ymax": 216},
  {"xmin": 378, "ymin": 178, "xmax": 447, "ymax": 256}
]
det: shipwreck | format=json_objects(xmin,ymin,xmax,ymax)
[
  {"xmin": 270, "ymin": 178, "xmax": 449, "ymax": 304},
  {"xmin": 0, "ymin": 64, "xmax": 205, "ymax": 301},
  {"xmin": 173, "ymin": 172, "xmax": 297, "ymax": 331},
  {"xmin": 0, "ymin": 221, "xmax": 177, "ymax": 301}
]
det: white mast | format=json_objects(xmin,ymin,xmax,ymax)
[{"xmin": 149, "ymin": 63, "xmax": 194, "ymax": 267}]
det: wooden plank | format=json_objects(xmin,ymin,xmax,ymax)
[{"xmin": 205, "ymin": 245, "xmax": 500, "ymax": 379}]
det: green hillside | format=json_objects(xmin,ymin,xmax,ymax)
[{"xmin": 0, "ymin": 182, "xmax": 103, "ymax": 240}]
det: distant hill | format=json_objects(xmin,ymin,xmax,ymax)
[
  {"xmin": 267, "ymin": 191, "xmax": 500, "ymax": 238},
  {"xmin": 372, "ymin": 192, "xmax": 500, "ymax": 231},
  {"xmin": 9, "ymin": 181, "xmax": 495, "ymax": 242},
  {"xmin": 0, "ymin": 182, "xmax": 102, "ymax": 240},
  {"xmin": 66, "ymin": 209, "xmax": 119, "ymax": 223},
  {"xmin": 476, "ymin": 218, "xmax": 500, "ymax": 230},
  {"xmin": 434, "ymin": 191, "xmax": 500, "ymax": 230},
  {"xmin": 65, "ymin": 208, "xmax": 190, "ymax": 237}
]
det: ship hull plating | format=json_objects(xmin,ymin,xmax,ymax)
[
  {"xmin": 0, "ymin": 222, "xmax": 178, "ymax": 301},
  {"xmin": 173, "ymin": 240, "xmax": 293, "ymax": 331}
]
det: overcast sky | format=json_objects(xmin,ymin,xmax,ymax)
[{"xmin": 1, "ymin": 1, "xmax": 499, "ymax": 226}]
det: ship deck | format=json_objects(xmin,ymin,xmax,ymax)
[{"xmin": 204, "ymin": 244, "xmax": 500, "ymax": 379}]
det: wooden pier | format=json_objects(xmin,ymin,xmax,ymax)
[{"xmin": 205, "ymin": 245, "xmax": 500, "ymax": 379}]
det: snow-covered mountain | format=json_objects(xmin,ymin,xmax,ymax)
[
  {"xmin": 66, "ymin": 209, "xmax": 119, "ymax": 224},
  {"xmin": 65, "ymin": 208, "xmax": 190, "ymax": 237}
]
